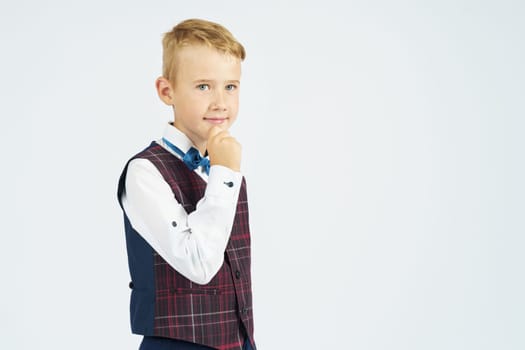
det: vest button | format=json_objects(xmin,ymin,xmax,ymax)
[
  {"xmin": 235, "ymin": 270, "xmax": 241, "ymax": 279},
  {"xmin": 129, "ymin": 281, "xmax": 134, "ymax": 289},
  {"xmin": 241, "ymin": 307, "xmax": 248, "ymax": 315},
  {"xmin": 171, "ymin": 221, "xmax": 177, "ymax": 227}
]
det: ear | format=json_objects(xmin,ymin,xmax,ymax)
[{"xmin": 155, "ymin": 76, "xmax": 175, "ymax": 105}]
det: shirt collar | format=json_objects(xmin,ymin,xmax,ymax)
[{"xmin": 160, "ymin": 123, "xmax": 203, "ymax": 157}]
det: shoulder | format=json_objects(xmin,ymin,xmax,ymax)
[
  {"xmin": 119, "ymin": 142, "xmax": 167, "ymax": 193},
  {"xmin": 133, "ymin": 142, "xmax": 167, "ymax": 160},
  {"xmin": 117, "ymin": 143, "xmax": 167, "ymax": 206}
]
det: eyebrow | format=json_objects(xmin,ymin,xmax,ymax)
[{"xmin": 193, "ymin": 79, "xmax": 240, "ymax": 84}]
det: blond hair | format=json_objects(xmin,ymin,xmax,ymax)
[{"xmin": 161, "ymin": 18, "xmax": 246, "ymax": 83}]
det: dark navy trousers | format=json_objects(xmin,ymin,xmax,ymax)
[{"xmin": 139, "ymin": 336, "xmax": 255, "ymax": 350}]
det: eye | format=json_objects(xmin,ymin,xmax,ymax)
[
  {"xmin": 197, "ymin": 84, "xmax": 210, "ymax": 91},
  {"xmin": 225, "ymin": 84, "xmax": 237, "ymax": 91}
]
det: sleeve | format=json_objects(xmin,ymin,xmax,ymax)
[{"xmin": 120, "ymin": 158, "xmax": 243, "ymax": 285}]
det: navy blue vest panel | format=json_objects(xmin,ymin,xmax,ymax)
[
  {"xmin": 124, "ymin": 215, "xmax": 155, "ymax": 335},
  {"xmin": 118, "ymin": 148, "xmax": 157, "ymax": 335}
]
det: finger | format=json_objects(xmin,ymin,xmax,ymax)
[
  {"xmin": 207, "ymin": 126, "xmax": 223, "ymax": 141},
  {"xmin": 210, "ymin": 130, "xmax": 232, "ymax": 144}
]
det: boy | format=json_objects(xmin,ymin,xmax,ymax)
[{"xmin": 117, "ymin": 19, "xmax": 255, "ymax": 350}]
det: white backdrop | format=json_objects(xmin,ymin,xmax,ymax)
[{"xmin": 1, "ymin": 1, "xmax": 524, "ymax": 349}]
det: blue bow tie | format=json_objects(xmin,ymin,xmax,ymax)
[{"xmin": 162, "ymin": 138, "xmax": 210, "ymax": 175}]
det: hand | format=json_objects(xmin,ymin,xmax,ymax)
[{"xmin": 206, "ymin": 126, "xmax": 241, "ymax": 172}]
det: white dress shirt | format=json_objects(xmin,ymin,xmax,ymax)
[{"xmin": 121, "ymin": 124, "xmax": 243, "ymax": 285}]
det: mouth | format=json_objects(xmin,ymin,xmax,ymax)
[{"xmin": 204, "ymin": 117, "xmax": 229, "ymax": 125}]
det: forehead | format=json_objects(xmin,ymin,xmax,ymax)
[{"xmin": 175, "ymin": 44, "xmax": 241, "ymax": 80}]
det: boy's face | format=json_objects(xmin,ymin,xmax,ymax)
[{"xmin": 158, "ymin": 44, "xmax": 241, "ymax": 151}]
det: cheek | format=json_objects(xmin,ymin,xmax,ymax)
[
  {"xmin": 175, "ymin": 103, "xmax": 204, "ymax": 122},
  {"xmin": 183, "ymin": 96, "xmax": 209, "ymax": 114},
  {"xmin": 228, "ymin": 95, "xmax": 240, "ymax": 112},
  {"xmin": 228, "ymin": 105, "xmax": 239, "ymax": 121}
]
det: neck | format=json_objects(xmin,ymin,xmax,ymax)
[
  {"xmin": 169, "ymin": 121, "xmax": 207, "ymax": 155},
  {"xmin": 193, "ymin": 142, "xmax": 207, "ymax": 156}
]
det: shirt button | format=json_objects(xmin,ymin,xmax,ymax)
[
  {"xmin": 224, "ymin": 181, "xmax": 234, "ymax": 188},
  {"xmin": 235, "ymin": 270, "xmax": 241, "ymax": 279}
]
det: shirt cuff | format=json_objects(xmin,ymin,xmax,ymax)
[{"xmin": 205, "ymin": 165, "xmax": 243, "ymax": 203}]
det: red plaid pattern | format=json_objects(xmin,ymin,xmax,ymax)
[{"xmin": 137, "ymin": 143, "xmax": 255, "ymax": 350}]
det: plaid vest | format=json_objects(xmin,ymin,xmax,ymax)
[{"xmin": 117, "ymin": 142, "xmax": 255, "ymax": 350}]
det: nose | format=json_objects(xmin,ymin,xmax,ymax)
[{"xmin": 210, "ymin": 89, "xmax": 227, "ymax": 111}]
